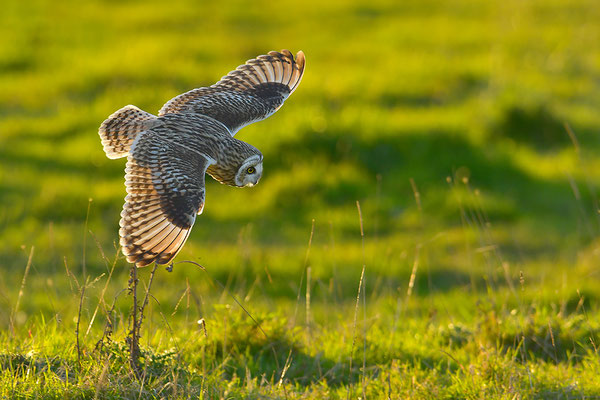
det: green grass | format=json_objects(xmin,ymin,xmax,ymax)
[{"xmin": 2, "ymin": 0, "xmax": 600, "ymax": 398}]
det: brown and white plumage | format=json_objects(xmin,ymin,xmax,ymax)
[
  {"xmin": 159, "ymin": 49, "xmax": 305, "ymax": 134},
  {"xmin": 99, "ymin": 49, "xmax": 305, "ymax": 267}
]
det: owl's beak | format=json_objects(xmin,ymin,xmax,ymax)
[{"xmin": 244, "ymin": 176, "xmax": 260, "ymax": 187}]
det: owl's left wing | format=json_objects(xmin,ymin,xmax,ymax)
[
  {"xmin": 158, "ymin": 49, "xmax": 305, "ymax": 136},
  {"xmin": 119, "ymin": 133, "xmax": 211, "ymax": 267}
]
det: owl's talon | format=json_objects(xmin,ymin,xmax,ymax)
[{"xmin": 166, "ymin": 263, "xmax": 174, "ymax": 272}]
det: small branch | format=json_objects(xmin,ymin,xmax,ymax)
[
  {"xmin": 128, "ymin": 262, "xmax": 159, "ymax": 379},
  {"xmin": 75, "ymin": 276, "xmax": 89, "ymax": 366},
  {"xmin": 140, "ymin": 263, "xmax": 159, "ymax": 325},
  {"xmin": 128, "ymin": 263, "xmax": 141, "ymax": 377}
]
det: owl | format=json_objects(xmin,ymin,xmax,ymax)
[{"xmin": 99, "ymin": 50, "xmax": 305, "ymax": 267}]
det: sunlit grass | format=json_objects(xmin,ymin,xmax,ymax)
[{"xmin": 2, "ymin": 0, "xmax": 600, "ymax": 397}]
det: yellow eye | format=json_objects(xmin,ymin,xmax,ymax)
[{"xmin": 246, "ymin": 166, "xmax": 256, "ymax": 174}]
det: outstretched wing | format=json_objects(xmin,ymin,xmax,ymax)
[
  {"xmin": 158, "ymin": 49, "xmax": 305, "ymax": 135},
  {"xmin": 119, "ymin": 132, "xmax": 211, "ymax": 267}
]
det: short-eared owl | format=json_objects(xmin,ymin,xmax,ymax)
[{"xmin": 99, "ymin": 50, "xmax": 305, "ymax": 267}]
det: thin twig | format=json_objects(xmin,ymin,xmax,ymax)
[
  {"xmin": 76, "ymin": 275, "xmax": 89, "ymax": 366},
  {"xmin": 564, "ymin": 122, "xmax": 580, "ymax": 156},
  {"xmin": 358, "ymin": 201, "xmax": 367, "ymax": 400},
  {"xmin": 82, "ymin": 198, "xmax": 92, "ymax": 279},
  {"xmin": 306, "ymin": 266, "xmax": 311, "ymax": 335},
  {"xmin": 85, "ymin": 240, "xmax": 120, "ymax": 338},
  {"xmin": 95, "ymin": 288, "xmax": 127, "ymax": 352},
  {"xmin": 293, "ymin": 219, "xmax": 315, "ymax": 328},
  {"xmin": 406, "ymin": 245, "xmax": 421, "ymax": 300},
  {"xmin": 128, "ymin": 263, "xmax": 141, "ymax": 377},
  {"xmin": 10, "ymin": 246, "xmax": 34, "ymax": 337},
  {"xmin": 140, "ymin": 263, "xmax": 159, "ymax": 326},
  {"xmin": 278, "ymin": 348, "xmax": 294, "ymax": 390},
  {"xmin": 127, "ymin": 261, "xmax": 159, "ymax": 379},
  {"xmin": 348, "ymin": 201, "xmax": 367, "ymax": 400}
]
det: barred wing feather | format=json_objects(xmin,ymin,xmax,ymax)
[
  {"xmin": 158, "ymin": 49, "xmax": 305, "ymax": 135},
  {"xmin": 119, "ymin": 133, "xmax": 210, "ymax": 267}
]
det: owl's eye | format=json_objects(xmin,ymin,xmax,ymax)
[{"xmin": 246, "ymin": 166, "xmax": 256, "ymax": 174}]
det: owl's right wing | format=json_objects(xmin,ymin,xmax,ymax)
[
  {"xmin": 119, "ymin": 133, "xmax": 211, "ymax": 267},
  {"xmin": 158, "ymin": 49, "xmax": 305, "ymax": 136}
]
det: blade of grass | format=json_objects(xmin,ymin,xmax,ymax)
[{"xmin": 10, "ymin": 246, "xmax": 34, "ymax": 337}]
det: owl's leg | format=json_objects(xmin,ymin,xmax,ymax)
[{"xmin": 166, "ymin": 262, "xmax": 174, "ymax": 273}]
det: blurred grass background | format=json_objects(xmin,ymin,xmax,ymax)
[{"xmin": 1, "ymin": 0, "xmax": 600, "ymax": 397}]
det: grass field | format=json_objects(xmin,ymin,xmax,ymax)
[{"xmin": 2, "ymin": 0, "xmax": 600, "ymax": 398}]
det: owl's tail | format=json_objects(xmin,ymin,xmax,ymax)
[{"xmin": 99, "ymin": 105, "xmax": 158, "ymax": 159}]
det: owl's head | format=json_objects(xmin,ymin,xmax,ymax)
[{"xmin": 235, "ymin": 155, "xmax": 263, "ymax": 187}]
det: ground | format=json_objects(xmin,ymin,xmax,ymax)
[{"xmin": 1, "ymin": 0, "xmax": 600, "ymax": 398}]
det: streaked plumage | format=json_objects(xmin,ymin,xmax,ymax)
[{"xmin": 99, "ymin": 49, "xmax": 305, "ymax": 267}]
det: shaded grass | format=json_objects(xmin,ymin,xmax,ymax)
[
  {"xmin": 2, "ymin": 296, "xmax": 600, "ymax": 398},
  {"xmin": 2, "ymin": 0, "xmax": 600, "ymax": 397}
]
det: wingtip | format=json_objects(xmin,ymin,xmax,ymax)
[
  {"xmin": 287, "ymin": 50, "xmax": 305, "ymax": 94},
  {"xmin": 295, "ymin": 50, "xmax": 305, "ymax": 73},
  {"xmin": 276, "ymin": 49, "xmax": 304, "ymax": 64},
  {"xmin": 278, "ymin": 49, "xmax": 305, "ymax": 68}
]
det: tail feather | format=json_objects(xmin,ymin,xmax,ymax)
[{"xmin": 99, "ymin": 105, "xmax": 158, "ymax": 159}]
